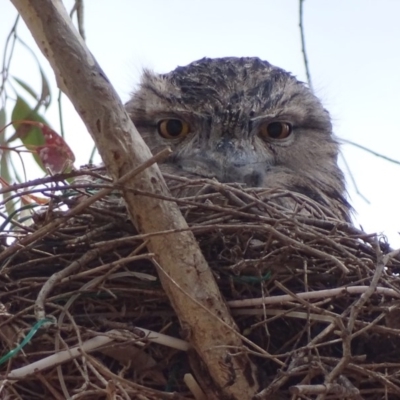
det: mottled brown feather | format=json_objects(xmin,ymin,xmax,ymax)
[{"xmin": 126, "ymin": 57, "xmax": 350, "ymax": 221}]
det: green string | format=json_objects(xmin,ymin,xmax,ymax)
[
  {"xmin": 0, "ymin": 203, "xmax": 40, "ymax": 232},
  {"xmin": 0, "ymin": 319, "xmax": 52, "ymax": 366}
]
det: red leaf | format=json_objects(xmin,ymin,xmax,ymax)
[{"xmin": 35, "ymin": 124, "xmax": 75, "ymax": 174}]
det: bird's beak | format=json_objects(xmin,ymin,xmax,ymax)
[{"xmin": 175, "ymin": 138, "xmax": 268, "ymax": 187}]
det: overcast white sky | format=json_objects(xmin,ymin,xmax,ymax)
[{"xmin": 1, "ymin": 0, "xmax": 400, "ymax": 247}]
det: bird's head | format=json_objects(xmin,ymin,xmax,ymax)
[{"xmin": 126, "ymin": 57, "xmax": 350, "ymax": 220}]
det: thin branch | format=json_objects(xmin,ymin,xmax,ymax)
[
  {"xmin": 339, "ymin": 151, "xmax": 370, "ymax": 204},
  {"xmin": 228, "ymin": 285, "xmax": 400, "ymax": 308},
  {"xmin": 299, "ymin": 0, "xmax": 313, "ymax": 91},
  {"xmin": 69, "ymin": 0, "xmax": 85, "ymax": 40},
  {"xmin": 341, "ymin": 138, "xmax": 400, "ymax": 165},
  {"xmin": 0, "ymin": 15, "xmax": 19, "ymax": 103},
  {"xmin": 0, "ymin": 148, "xmax": 171, "ymax": 265}
]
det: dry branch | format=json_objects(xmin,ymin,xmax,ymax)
[
  {"xmin": 9, "ymin": 0, "xmax": 258, "ymax": 398},
  {"xmin": 1, "ymin": 170, "xmax": 400, "ymax": 399}
]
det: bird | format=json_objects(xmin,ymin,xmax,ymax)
[{"xmin": 125, "ymin": 57, "xmax": 350, "ymax": 221}]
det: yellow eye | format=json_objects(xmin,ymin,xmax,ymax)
[
  {"xmin": 259, "ymin": 122, "xmax": 292, "ymax": 140},
  {"xmin": 157, "ymin": 119, "xmax": 190, "ymax": 139}
]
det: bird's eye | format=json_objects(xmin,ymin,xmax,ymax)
[
  {"xmin": 157, "ymin": 119, "xmax": 190, "ymax": 139},
  {"xmin": 259, "ymin": 122, "xmax": 292, "ymax": 140}
]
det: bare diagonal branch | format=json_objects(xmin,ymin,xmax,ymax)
[{"xmin": 9, "ymin": 1, "xmax": 259, "ymax": 398}]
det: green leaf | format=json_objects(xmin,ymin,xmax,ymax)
[
  {"xmin": 0, "ymin": 108, "xmax": 22, "ymax": 219},
  {"xmin": 0, "ymin": 107, "xmax": 6, "ymax": 129},
  {"xmin": 13, "ymin": 77, "xmax": 39, "ymax": 101},
  {"xmin": 9, "ymin": 96, "xmax": 49, "ymax": 171},
  {"xmin": 10, "ymin": 96, "xmax": 45, "ymax": 144}
]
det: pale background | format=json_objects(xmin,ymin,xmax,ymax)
[{"xmin": 1, "ymin": 0, "xmax": 399, "ymax": 247}]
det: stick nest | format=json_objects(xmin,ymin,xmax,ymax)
[{"xmin": 1, "ymin": 167, "xmax": 400, "ymax": 400}]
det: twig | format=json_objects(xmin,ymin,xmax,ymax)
[
  {"xmin": 6, "ymin": 328, "xmax": 187, "ymax": 380},
  {"xmin": 341, "ymin": 138, "xmax": 400, "ymax": 165},
  {"xmin": 35, "ymin": 251, "xmax": 153, "ymax": 322},
  {"xmin": 228, "ymin": 285, "xmax": 400, "ymax": 308},
  {"xmin": 299, "ymin": 0, "xmax": 313, "ymax": 91},
  {"xmin": 0, "ymin": 15, "xmax": 20, "ymax": 99},
  {"xmin": 0, "ymin": 147, "xmax": 171, "ymax": 265}
]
